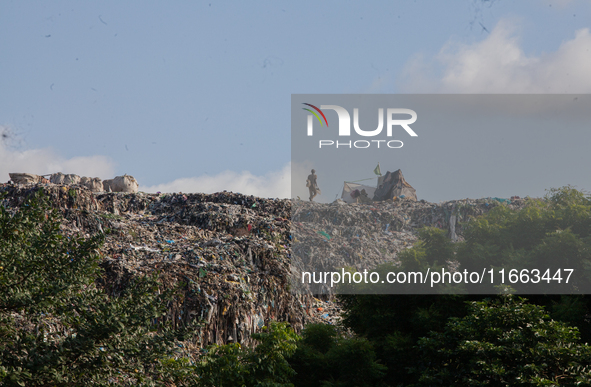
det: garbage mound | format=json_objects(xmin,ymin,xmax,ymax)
[
  {"xmin": 291, "ymin": 196, "xmax": 529, "ymax": 294},
  {"xmin": 8, "ymin": 173, "xmax": 49, "ymax": 185},
  {"xmin": 102, "ymin": 174, "xmax": 139, "ymax": 193},
  {"xmin": 9, "ymin": 172, "xmax": 140, "ymax": 193},
  {"xmin": 0, "ymin": 181, "xmax": 529, "ymax": 351},
  {"xmin": 0, "ymin": 183, "xmax": 326, "ymax": 354}
]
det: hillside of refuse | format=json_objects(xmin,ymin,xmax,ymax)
[
  {"xmin": 291, "ymin": 196, "xmax": 528, "ymax": 293},
  {"xmin": 1, "ymin": 181, "xmax": 529, "ymax": 352}
]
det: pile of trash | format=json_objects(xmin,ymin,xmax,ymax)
[
  {"xmin": 0, "ymin": 183, "xmax": 323, "ymax": 354},
  {"xmin": 9, "ymin": 172, "xmax": 139, "ymax": 193},
  {"xmin": 291, "ymin": 196, "xmax": 529, "ymax": 294},
  {"xmin": 8, "ymin": 173, "xmax": 49, "ymax": 185},
  {"xmin": 373, "ymin": 169, "xmax": 417, "ymax": 202},
  {"xmin": 0, "ymin": 180, "xmax": 529, "ymax": 353}
]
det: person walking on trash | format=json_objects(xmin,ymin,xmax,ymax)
[{"xmin": 306, "ymin": 169, "xmax": 320, "ymax": 201}]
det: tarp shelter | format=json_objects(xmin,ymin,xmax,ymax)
[
  {"xmin": 373, "ymin": 169, "xmax": 417, "ymax": 201},
  {"xmin": 341, "ymin": 182, "xmax": 377, "ymax": 204}
]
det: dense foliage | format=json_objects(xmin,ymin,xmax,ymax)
[
  {"xmin": 196, "ymin": 322, "xmax": 300, "ymax": 387},
  {"xmin": 336, "ymin": 187, "xmax": 591, "ymax": 386},
  {"xmin": 395, "ymin": 186, "xmax": 591, "ymax": 294},
  {"xmin": 290, "ymin": 323, "xmax": 386, "ymax": 387},
  {"xmin": 415, "ymin": 297, "xmax": 591, "ymax": 386}
]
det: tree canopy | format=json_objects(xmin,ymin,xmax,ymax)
[{"xmin": 415, "ymin": 297, "xmax": 591, "ymax": 386}]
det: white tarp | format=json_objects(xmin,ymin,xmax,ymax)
[{"xmin": 340, "ymin": 182, "xmax": 377, "ymax": 204}]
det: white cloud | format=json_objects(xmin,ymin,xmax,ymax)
[
  {"xmin": 1, "ymin": 124, "xmax": 292, "ymax": 198},
  {"xmin": 400, "ymin": 19, "xmax": 591, "ymax": 93},
  {"xmin": 0, "ymin": 126, "xmax": 116, "ymax": 182},
  {"xmin": 140, "ymin": 163, "xmax": 292, "ymax": 199}
]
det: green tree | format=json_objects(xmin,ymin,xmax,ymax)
[
  {"xmin": 457, "ymin": 187, "xmax": 591, "ymax": 294},
  {"xmin": 335, "ymin": 187, "xmax": 591, "ymax": 385},
  {"xmin": 414, "ymin": 297, "xmax": 591, "ymax": 386},
  {"xmin": 196, "ymin": 321, "xmax": 300, "ymax": 387},
  {"xmin": 289, "ymin": 323, "xmax": 387, "ymax": 387},
  {"xmin": 0, "ymin": 190, "xmax": 196, "ymax": 386},
  {"xmin": 336, "ymin": 294, "xmax": 468, "ymax": 386}
]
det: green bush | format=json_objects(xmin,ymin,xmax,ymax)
[
  {"xmin": 415, "ymin": 297, "xmax": 591, "ymax": 386},
  {"xmin": 290, "ymin": 323, "xmax": 386, "ymax": 387},
  {"xmin": 196, "ymin": 321, "xmax": 299, "ymax": 387}
]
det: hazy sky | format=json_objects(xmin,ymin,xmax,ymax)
[
  {"xmin": 2, "ymin": 1, "xmax": 590, "ymax": 200},
  {"xmin": 291, "ymin": 94, "xmax": 591, "ymax": 202}
]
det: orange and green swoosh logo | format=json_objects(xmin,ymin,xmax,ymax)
[{"xmin": 302, "ymin": 103, "xmax": 328, "ymax": 126}]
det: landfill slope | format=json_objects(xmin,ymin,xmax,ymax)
[
  {"xmin": 1, "ymin": 183, "xmax": 528, "ymax": 350},
  {"xmin": 1, "ymin": 184, "xmax": 323, "ymax": 353},
  {"xmin": 291, "ymin": 197, "xmax": 528, "ymax": 294}
]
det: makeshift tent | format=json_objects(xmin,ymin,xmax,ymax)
[
  {"xmin": 341, "ymin": 182, "xmax": 377, "ymax": 204},
  {"xmin": 373, "ymin": 169, "xmax": 417, "ymax": 201}
]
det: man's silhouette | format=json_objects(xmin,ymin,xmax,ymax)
[{"xmin": 307, "ymin": 169, "xmax": 320, "ymax": 201}]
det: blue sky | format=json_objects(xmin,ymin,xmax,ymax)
[{"xmin": 1, "ymin": 0, "xmax": 590, "ymax": 200}]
